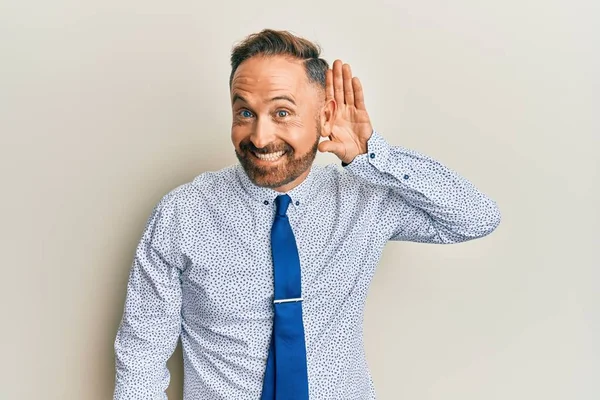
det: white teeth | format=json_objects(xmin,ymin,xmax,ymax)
[{"xmin": 255, "ymin": 151, "xmax": 285, "ymax": 161}]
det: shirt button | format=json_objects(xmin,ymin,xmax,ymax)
[
  {"xmin": 403, "ymin": 174, "xmax": 410, "ymax": 180},
  {"xmin": 264, "ymin": 200, "xmax": 269, "ymax": 205},
  {"xmin": 369, "ymin": 153, "xmax": 376, "ymax": 159},
  {"xmin": 295, "ymin": 201, "xmax": 300, "ymax": 206}
]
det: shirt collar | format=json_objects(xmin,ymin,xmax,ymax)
[{"xmin": 235, "ymin": 163, "xmax": 323, "ymax": 212}]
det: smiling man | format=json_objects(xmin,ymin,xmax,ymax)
[{"xmin": 113, "ymin": 29, "xmax": 501, "ymax": 400}]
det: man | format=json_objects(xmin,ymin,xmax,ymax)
[{"xmin": 113, "ymin": 29, "xmax": 501, "ymax": 400}]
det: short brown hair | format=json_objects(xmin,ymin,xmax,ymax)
[{"xmin": 229, "ymin": 29, "xmax": 329, "ymax": 90}]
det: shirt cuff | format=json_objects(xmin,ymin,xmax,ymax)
[{"xmin": 341, "ymin": 130, "xmax": 391, "ymax": 170}]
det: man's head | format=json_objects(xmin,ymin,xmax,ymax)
[{"xmin": 229, "ymin": 29, "xmax": 336, "ymax": 192}]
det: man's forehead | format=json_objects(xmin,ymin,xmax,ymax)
[
  {"xmin": 232, "ymin": 74, "xmax": 300, "ymax": 89},
  {"xmin": 231, "ymin": 80, "xmax": 306, "ymax": 105},
  {"xmin": 232, "ymin": 57, "xmax": 307, "ymax": 89}
]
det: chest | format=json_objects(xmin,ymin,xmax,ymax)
[{"xmin": 178, "ymin": 194, "xmax": 383, "ymax": 322}]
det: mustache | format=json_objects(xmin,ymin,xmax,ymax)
[{"xmin": 239, "ymin": 140, "xmax": 292, "ymax": 154}]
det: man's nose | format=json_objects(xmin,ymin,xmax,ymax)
[{"xmin": 250, "ymin": 119, "xmax": 276, "ymax": 150}]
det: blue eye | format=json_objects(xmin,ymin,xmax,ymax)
[
  {"xmin": 239, "ymin": 110, "xmax": 253, "ymax": 118},
  {"xmin": 277, "ymin": 110, "xmax": 289, "ymax": 117}
]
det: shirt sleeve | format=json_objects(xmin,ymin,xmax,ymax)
[
  {"xmin": 113, "ymin": 191, "xmax": 184, "ymax": 399},
  {"xmin": 343, "ymin": 130, "xmax": 501, "ymax": 243}
]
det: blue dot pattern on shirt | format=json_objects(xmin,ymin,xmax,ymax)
[{"xmin": 113, "ymin": 130, "xmax": 501, "ymax": 400}]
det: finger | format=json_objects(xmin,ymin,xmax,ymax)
[
  {"xmin": 318, "ymin": 138, "xmax": 346, "ymax": 156},
  {"xmin": 333, "ymin": 60, "xmax": 344, "ymax": 106},
  {"xmin": 325, "ymin": 69, "xmax": 334, "ymax": 101},
  {"xmin": 353, "ymin": 77, "xmax": 366, "ymax": 110},
  {"xmin": 343, "ymin": 64, "xmax": 354, "ymax": 107}
]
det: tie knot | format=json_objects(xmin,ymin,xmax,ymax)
[{"xmin": 275, "ymin": 194, "xmax": 292, "ymax": 216}]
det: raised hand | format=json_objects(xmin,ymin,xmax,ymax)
[{"xmin": 318, "ymin": 59, "xmax": 374, "ymax": 164}]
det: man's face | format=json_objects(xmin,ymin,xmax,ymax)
[{"xmin": 230, "ymin": 56, "xmax": 323, "ymax": 191}]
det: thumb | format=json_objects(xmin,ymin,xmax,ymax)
[{"xmin": 318, "ymin": 139, "xmax": 346, "ymax": 158}]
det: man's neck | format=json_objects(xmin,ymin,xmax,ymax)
[{"xmin": 272, "ymin": 167, "xmax": 312, "ymax": 193}]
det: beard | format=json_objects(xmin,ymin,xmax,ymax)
[{"xmin": 235, "ymin": 125, "xmax": 321, "ymax": 189}]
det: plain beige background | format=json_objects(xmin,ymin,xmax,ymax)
[{"xmin": 1, "ymin": 0, "xmax": 598, "ymax": 399}]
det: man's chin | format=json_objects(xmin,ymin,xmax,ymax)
[
  {"xmin": 236, "ymin": 146, "xmax": 318, "ymax": 189},
  {"xmin": 245, "ymin": 171, "xmax": 294, "ymax": 189}
]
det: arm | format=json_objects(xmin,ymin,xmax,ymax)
[
  {"xmin": 113, "ymin": 192, "xmax": 184, "ymax": 399},
  {"xmin": 318, "ymin": 60, "xmax": 500, "ymax": 243},
  {"xmin": 343, "ymin": 130, "xmax": 501, "ymax": 243}
]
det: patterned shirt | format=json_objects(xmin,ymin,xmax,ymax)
[{"xmin": 113, "ymin": 130, "xmax": 501, "ymax": 399}]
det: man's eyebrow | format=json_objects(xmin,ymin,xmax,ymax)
[
  {"xmin": 231, "ymin": 93, "xmax": 296, "ymax": 106},
  {"xmin": 232, "ymin": 93, "xmax": 247, "ymax": 105},
  {"xmin": 269, "ymin": 95, "xmax": 296, "ymax": 105}
]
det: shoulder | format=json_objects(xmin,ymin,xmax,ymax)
[
  {"xmin": 153, "ymin": 164, "xmax": 239, "ymax": 215},
  {"xmin": 316, "ymin": 162, "xmax": 376, "ymax": 193}
]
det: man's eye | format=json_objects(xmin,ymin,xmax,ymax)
[
  {"xmin": 276, "ymin": 110, "xmax": 289, "ymax": 118},
  {"xmin": 239, "ymin": 110, "xmax": 253, "ymax": 118}
]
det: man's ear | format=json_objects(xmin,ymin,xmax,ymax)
[{"xmin": 320, "ymin": 98, "xmax": 337, "ymax": 137}]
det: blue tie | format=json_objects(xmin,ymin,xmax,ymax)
[{"xmin": 261, "ymin": 194, "xmax": 310, "ymax": 400}]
